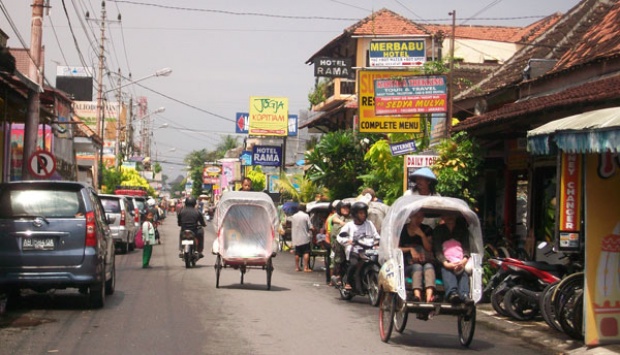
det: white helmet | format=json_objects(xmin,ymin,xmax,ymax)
[{"xmin": 147, "ymin": 198, "xmax": 156, "ymax": 207}]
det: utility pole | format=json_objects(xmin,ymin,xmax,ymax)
[
  {"xmin": 126, "ymin": 96, "xmax": 133, "ymax": 159},
  {"xmin": 114, "ymin": 68, "xmax": 122, "ymax": 168},
  {"xmin": 94, "ymin": 1, "xmax": 107, "ymax": 190},
  {"xmin": 23, "ymin": 0, "xmax": 45, "ymax": 180},
  {"xmin": 445, "ymin": 10, "xmax": 456, "ymax": 139}
]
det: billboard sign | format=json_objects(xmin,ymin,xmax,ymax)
[
  {"xmin": 389, "ymin": 140, "xmax": 417, "ymax": 156},
  {"xmin": 288, "ymin": 114, "xmax": 298, "ymax": 137},
  {"xmin": 252, "ymin": 145, "xmax": 282, "ymax": 167},
  {"xmin": 313, "ymin": 57, "xmax": 354, "ymax": 79},
  {"xmin": 374, "ymin": 75, "xmax": 447, "ymax": 115},
  {"xmin": 358, "ymin": 70, "xmax": 422, "ymax": 133},
  {"xmin": 248, "ymin": 97, "xmax": 288, "ymax": 136},
  {"xmin": 235, "ymin": 112, "xmax": 249, "ymax": 134},
  {"xmin": 369, "ymin": 39, "xmax": 426, "ymax": 67}
]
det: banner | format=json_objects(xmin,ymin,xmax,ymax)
[
  {"xmin": 358, "ymin": 70, "xmax": 422, "ymax": 133},
  {"xmin": 585, "ymin": 151, "xmax": 620, "ymax": 346},
  {"xmin": 374, "ymin": 75, "xmax": 447, "ymax": 115},
  {"xmin": 248, "ymin": 97, "xmax": 288, "ymax": 136},
  {"xmin": 558, "ymin": 152, "xmax": 582, "ymax": 251}
]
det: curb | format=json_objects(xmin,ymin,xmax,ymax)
[{"xmin": 476, "ymin": 303, "xmax": 620, "ymax": 354}]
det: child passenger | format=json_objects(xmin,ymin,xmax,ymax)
[{"xmin": 399, "ymin": 211, "xmax": 436, "ymax": 302}]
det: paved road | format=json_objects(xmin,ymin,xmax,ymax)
[{"xmin": 0, "ymin": 213, "xmax": 552, "ymax": 355}]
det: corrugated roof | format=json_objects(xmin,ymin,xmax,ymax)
[{"xmin": 527, "ymin": 106, "xmax": 620, "ymax": 154}]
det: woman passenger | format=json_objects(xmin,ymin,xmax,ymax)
[{"xmin": 399, "ymin": 210, "xmax": 435, "ymax": 303}]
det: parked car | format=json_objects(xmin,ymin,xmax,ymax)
[
  {"xmin": 0, "ymin": 181, "xmax": 116, "ymax": 309},
  {"xmin": 99, "ymin": 194, "xmax": 137, "ymax": 254}
]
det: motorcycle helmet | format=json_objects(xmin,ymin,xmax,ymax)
[
  {"xmin": 408, "ymin": 167, "xmax": 437, "ymax": 183},
  {"xmin": 147, "ymin": 198, "xmax": 156, "ymax": 207},
  {"xmin": 351, "ymin": 201, "xmax": 369, "ymax": 224},
  {"xmin": 339, "ymin": 199, "xmax": 352, "ymax": 216},
  {"xmin": 185, "ymin": 197, "xmax": 197, "ymax": 207}
]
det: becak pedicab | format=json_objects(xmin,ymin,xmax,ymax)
[
  {"xmin": 377, "ymin": 195, "xmax": 483, "ymax": 346},
  {"xmin": 212, "ymin": 191, "xmax": 279, "ymax": 290}
]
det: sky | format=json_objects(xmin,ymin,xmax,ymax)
[{"xmin": 1, "ymin": 0, "xmax": 581, "ymax": 179}]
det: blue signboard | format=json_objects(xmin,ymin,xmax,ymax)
[
  {"xmin": 240, "ymin": 150, "xmax": 252, "ymax": 166},
  {"xmin": 252, "ymin": 145, "xmax": 282, "ymax": 167},
  {"xmin": 288, "ymin": 114, "xmax": 298, "ymax": 137},
  {"xmin": 235, "ymin": 112, "xmax": 249, "ymax": 134},
  {"xmin": 389, "ymin": 140, "xmax": 417, "ymax": 156}
]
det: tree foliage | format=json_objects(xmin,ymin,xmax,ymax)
[
  {"xmin": 305, "ymin": 130, "xmax": 372, "ymax": 200},
  {"xmin": 358, "ymin": 139, "xmax": 404, "ymax": 204},
  {"xmin": 432, "ymin": 131, "xmax": 483, "ymax": 207},
  {"xmin": 246, "ymin": 166, "xmax": 266, "ymax": 191},
  {"xmin": 275, "ymin": 172, "xmax": 321, "ymax": 203}
]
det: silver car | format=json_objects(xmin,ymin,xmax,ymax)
[
  {"xmin": 0, "ymin": 181, "xmax": 115, "ymax": 309},
  {"xmin": 99, "ymin": 194, "xmax": 138, "ymax": 254}
]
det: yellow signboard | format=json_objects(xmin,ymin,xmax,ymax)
[
  {"xmin": 248, "ymin": 96, "xmax": 288, "ymax": 136},
  {"xmin": 358, "ymin": 70, "xmax": 422, "ymax": 133}
]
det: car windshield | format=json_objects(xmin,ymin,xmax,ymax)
[
  {"xmin": 101, "ymin": 198, "xmax": 121, "ymax": 213},
  {"xmin": 0, "ymin": 189, "xmax": 83, "ymax": 218},
  {"xmin": 134, "ymin": 199, "xmax": 146, "ymax": 211}
]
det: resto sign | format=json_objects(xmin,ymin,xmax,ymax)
[{"xmin": 358, "ymin": 70, "xmax": 422, "ymax": 133}]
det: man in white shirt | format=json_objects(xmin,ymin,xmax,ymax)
[{"xmin": 291, "ymin": 203, "xmax": 314, "ymax": 272}]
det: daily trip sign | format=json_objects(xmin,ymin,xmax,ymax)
[
  {"xmin": 248, "ymin": 96, "xmax": 288, "ymax": 136},
  {"xmin": 358, "ymin": 70, "xmax": 422, "ymax": 133}
]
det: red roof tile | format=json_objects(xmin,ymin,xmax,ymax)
[
  {"xmin": 552, "ymin": 1, "xmax": 620, "ymax": 70},
  {"xmin": 453, "ymin": 74, "xmax": 620, "ymax": 132},
  {"xmin": 347, "ymin": 8, "xmax": 431, "ymax": 36}
]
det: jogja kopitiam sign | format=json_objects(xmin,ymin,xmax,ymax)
[{"xmin": 249, "ymin": 96, "xmax": 288, "ymax": 136}]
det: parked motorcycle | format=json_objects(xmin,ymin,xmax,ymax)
[
  {"xmin": 492, "ymin": 256, "xmax": 567, "ymax": 320},
  {"xmin": 180, "ymin": 229, "xmax": 200, "ymax": 268},
  {"xmin": 332, "ymin": 246, "xmax": 381, "ymax": 306}
]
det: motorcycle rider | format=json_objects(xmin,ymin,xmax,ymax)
[
  {"xmin": 177, "ymin": 197, "xmax": 207, "ymax": 258},
  {"xmin": 337, "ymin": 201, "xmax": 380, "ymax": 291}
]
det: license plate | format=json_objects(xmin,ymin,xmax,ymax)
[
  {"xmin": 23, "ymin": 237, "xmax": 55, "ymax": 251},
  {"xmin": 181, "ymin": 240, "xmax": 194, "ymax": 245}
]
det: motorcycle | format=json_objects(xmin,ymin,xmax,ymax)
[
  {"xmin": 491, "ymin": 256, "xmax": 567, "ymax": 320},
  {"xmin": 332, "ymin": 245, "xmax": 381, "ymax": 306},
  {"xmin": 180, "ymin": 229, "xmax": 200, "ymax": 268}
]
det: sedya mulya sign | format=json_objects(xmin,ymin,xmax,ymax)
[{"xmin": 313, "ymin": 57, "xmax": 354, "ymax": 79}]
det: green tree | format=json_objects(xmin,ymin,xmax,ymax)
[
  {"xmin": 275, "ymin": 172, "xmax": 320, "ymax": 203},
  {"xmin": 305, "ymin": 130, "xmax": 372, "ymax": 200},
  {"xmin": 358, "ymin": 139, "xmax": 404, "ymax": 204},
  {"xmin": 432, "ymin": 131, "xmax": 483, "ymax": 207},
  {"xmin": 246, "ymin": 166, "xmax": 266, "ymax": 191}
]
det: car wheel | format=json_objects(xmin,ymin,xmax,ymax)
[
  {"xmin": 105, "ymin": 258, "xmax": 116, "ymax": 295},
  {"xmin": 89, "ymin": 269, "xmax": 106, "ymax": 309}
]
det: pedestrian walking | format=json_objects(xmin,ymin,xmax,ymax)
[
  {"xmin": 291, "ymin": 203, "xmax": 314, "ymax": 272},
  {"xmin": 142, "ymin": 211, "xmax": 157, "ymax": 268}
]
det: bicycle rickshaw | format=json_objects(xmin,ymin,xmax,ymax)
[
  {"xmin": 306, "ymin": 201, "xmax": 332, "ymax": 270},
  {"xmin": 212, "ymin": 191, "xmax": 279, "ymax": 290},
  {"xmin": 377, "ymin": 195, "xmax": 483, "ymax": 346}
]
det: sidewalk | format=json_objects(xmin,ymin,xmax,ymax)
[{"xmin": 476, "ymin": 303, "xmax": 620, "ymax": 354}]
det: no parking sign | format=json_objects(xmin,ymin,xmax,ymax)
[{"xmin": 28, "ymin": 150, "xmax": 56, "ymax": 179}]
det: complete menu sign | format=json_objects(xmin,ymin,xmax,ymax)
[
  {"xmin": 358, "ymin": 70, "xmax": 422, "ymax": 133},
  {"xmin": 374, "ymin": 75, "xmax": 447, "ymax": 115}
]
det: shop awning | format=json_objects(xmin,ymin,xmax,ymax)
[{"xmin": 527, "ymin": 107, "xmax": 620, "ymax": 155}]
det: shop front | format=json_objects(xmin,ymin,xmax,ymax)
[{"xmin": 528, "ymin": 106, "xmax": 620, "ymax": 346}]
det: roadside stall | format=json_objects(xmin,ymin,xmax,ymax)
[{"xmin": 527, "ymin": 107, "xmax": 620, "ymax": 346}]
